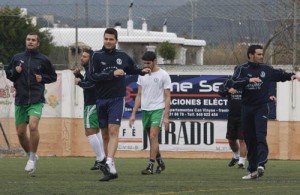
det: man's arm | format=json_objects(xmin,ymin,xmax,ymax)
[
  {"xmin": 163, "ymin": 88, "xmax": 171, "ymax": 131},
  {"xmin": 232, "ymin": 65, "xmax": 261, "ymax": 89},
  {"xmin": 123, "ymin": 55, "xmax": 151, "ymax": 75},
  {"xmin": 5, "ymin": 57, "xmax": 22, "ymax": 82},
  {"xmin": 270, "ymin": 68, "xmax": 296, "ymax": 82},
  {"xmin": 73, "ymin": 68, "xmax": 84, "ymax": 80},
  {"xmin": 75, "ymin": 79, "xmax": 95, "ymax": 89},
  {"xmin": 129, "ymin": 85, "xmax": 142, "ymax": 128},
  {"xmin": 272, "ymin": 68, "xmax": 300, "ymax": 82},
  {"xmin": 218, "ymin": 81, "xmax": 229, "ymax": 97},
  {"xmin": 38, "ymin": 58, "xmax": 57, "ymax": 84},
  {"xmin": 88, "ymin": 54, "xmax": 115, "ymax": 82}
]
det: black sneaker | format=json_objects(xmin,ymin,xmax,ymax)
[
  {"xmin": 141, "ymin": 164, "xmax": 153, "ymax": 175},
  {"xmin": 90, "ymin": 159, "xmax": 106, "ymax": 170},
  {"xmin": 155, "ymin": 159, "xmax": 166, "ymax": 174},
  {"xmin": 99, "ymin": 163, "xmax": 110, "ymax": 176},
  {"xmin": 238, "ymin": 163, "xmax": 245, "ymax": 169},
  {"xmin": 99, "ymin": 173, "xmax": 118, "ymax": 182},
  {"xmin": 228, "ymin": 158, "xmax": 239, "ymax": 167}
]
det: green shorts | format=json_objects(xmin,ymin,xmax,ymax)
[
  {"xmin": 84, "ymin": 105, "xmax": 99, "ymax": 129},
  {"xmin": 142, "ymin": 109, "xmax": 164, "ymax": 130},
  {"xmin": 15, "ymin": 103, "xmax": 44, "ymax": 125}
]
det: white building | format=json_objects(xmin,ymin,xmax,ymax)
[{"xmin": 41, "ymin": 5, "xmax": 206, "ymax": 66}]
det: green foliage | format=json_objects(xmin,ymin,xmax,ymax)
[
  {"xmin": 0, "ymin": 6, "xmax": 54, "ymax": 64},
  {"xmin": 158, "ymin": 41, "xmax": 177, "ymax": 61}
]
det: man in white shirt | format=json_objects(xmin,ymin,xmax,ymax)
[{"xmin": 129, "ymin": 51, "xmax": 171, "ymax": 174}]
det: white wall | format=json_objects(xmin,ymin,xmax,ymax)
[{"xmin": 277, "ymin": 77, "xmax": 300, "ymax": 121}]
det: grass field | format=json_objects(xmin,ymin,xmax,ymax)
[{"xmin": 1, "ymin": 156, "xmax": 300, "ymax": 195}]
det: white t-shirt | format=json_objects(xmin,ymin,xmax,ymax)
[{"xmin": 137, "ymin": 68, "xmax": 171, "ymax": 111}]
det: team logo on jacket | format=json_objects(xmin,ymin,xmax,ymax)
[
  {"xmin": 116, "ymin": 58, "xmax": 122, "ymax": 65},
  {"xmin": 260, "ymin": 71, "xmax": 266, "ymax": 78}
]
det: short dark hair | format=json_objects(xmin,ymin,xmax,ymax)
[
  {"xmin": 27, "ymin": 32, "xmax": 40, "ymax": 42},
  {"xmin": 247, "ymin": 45, "xmax": 263, "ymax": 59},
  {"xmin": 82, "ymin": 48, "xmax": 93, "ymax": 57},
  {"xmin": 104, "ymin": 28, "xmax": 118, "ymax": 40},
  {"xmin": 142, "ymin": 51, "xmax": 157, "ymax": 61}
]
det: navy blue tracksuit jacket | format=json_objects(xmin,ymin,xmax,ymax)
[
  {"xmin": 74, "ymin": 64, "xmax": 96, "ymax": 107},
  {"xmin": 232, "ymin": 61, "xmax": 294, "ymax": 173},
  {"xmin": 89, "ymin": 47, "xmax": 145, "ymax": 99},
  {"xmin": 5, "ymin": 49, "xmax": 57, "ymax": 106}
]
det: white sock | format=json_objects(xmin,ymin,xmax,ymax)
[
  {"xmin": 87, "ymin": 134, "xmax": 104, "ymax": 161},
  {"xmin": 238, "ymin": 157, "xmax": 246, "ymax": 165},
  {"xmin": 29, "ymin": 152, "xmax": 37, "ymax": 161},
  {"xmin": 233, "ymin": 151, "xmax": 240, "ymax": 159},
  {"xmin": 96, "ymin": 132, "xmax": 106, "ymax": 160},
  {"xmin": 106, "ymin": 157, "xmax": 117, "ymax": 174}
]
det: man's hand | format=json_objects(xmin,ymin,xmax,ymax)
[
  {"xmin": 269, "ymin": 96, "xmax": 277, "ymax": 102},
  {"xmin": 129, "ymin": 115, "xmax": 135, "ymax": 128},
  {"xmin": 35, "ymin": 74, "xmax": 42, "ymax": 82},
  {"xmin": 228, "ymin": 88, "xmax": 237, "ymax": 94},
  {"xmin": 142, "ymin": 68, "xmax": 151, "ymax": 74},
  {"xmin": 75, "ymin": 78, "xmax": 81, "ymax": 85},
  {"xmin": 291, "ymin": 75, "xmax": 300, "ymax": 81},
  {"xmin": 16, "ymin": 64, "xmax": 22, "ymax": 73},
  {"xmin": 73, "ymin": 68, "xmax": 81, "ymax": 75},
  {"xmin": 163, "ymin": 118, "xmax": 169, "ymax": 131},
  {"xmin": 249, "ymin": 77, "xmax": 262, "ymax": 83},
  {"xmin": 114, "ymin": 69, "xmax": 125, "ymax": 77}
]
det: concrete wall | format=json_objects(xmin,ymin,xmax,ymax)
[{"xmin": 4, "ymin": 118, "xmax": 300, "ymax": 159}]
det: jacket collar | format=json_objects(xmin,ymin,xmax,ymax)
[
  {"xmin": 102, "ymin": 46, "xmax": 116, "ymax": 54},
  {"xmin": 248, "ymin": 61, "xmax": 261, "ymax": 67},
  {"xmin": 25, "ymin": 49, "xmax": 39, "ymax": 55}
]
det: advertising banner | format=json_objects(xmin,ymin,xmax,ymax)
[
  {"xmin": 124, "ymin": 75, "xmax": 230, "ymax": 120},
  {"xmin": 118, "ymin": 120, "xmax": 231, "ymax": 152}
]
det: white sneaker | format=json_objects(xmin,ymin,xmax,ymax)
[
  {"xmin": 25, "ymin": 160, "xmax": 37, "ymax": 174},
  {"xmin": 257, "ymin": 166, "xmax": 265, "ymax": 177},
  {"xmin": 242, "ymin": 171, "xmax": 258, "ymax": 180}
]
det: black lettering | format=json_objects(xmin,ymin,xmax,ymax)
[
  {"xmin": 166, "ymin": 121, "xmax": 176, "ymax": 144},
  {"xmin": 190, "ymin": 122, "xmax": 201, "ymax": 144},
  {"xmin": 204, "ymin": 122, "xmax": 214, "ymax": 145},
  {"xmin": 177, "ymin": 122, "xmax": 189, "ymax": 144}
]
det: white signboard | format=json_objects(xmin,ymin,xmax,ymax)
[{"xmin": 119, "ymin": 120, "xmax": 231, "ymax": 152}]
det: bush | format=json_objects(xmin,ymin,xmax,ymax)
[{"xmin": 158, "ymin": 41, "xmax": 177, "ymax": 62}]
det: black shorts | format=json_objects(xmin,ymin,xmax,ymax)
[
  {"xmin": 226, "ymin": 115, "xmax": 244, "ymax": 140},
  {"xmin": 96, "ymin": 97, "xmax": 125, "ymax": 128}
]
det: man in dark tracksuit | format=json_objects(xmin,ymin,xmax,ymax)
[
  {"xmin": 74, "ymin": 49, "xmax": 106, "ymax": 171},
  {"xmin": 218, "ymin": 77, "xmax": 247, "ymax": 169},
  {"xmin": 5, "ymin": 32, "xmax": 57, "ymax": 175},
  {"xmin": 232, "ymin": 45, "xmax": 300, "ymax": 180},
  {"xmin": 89, "ymin": 28, "xmax": 151, "ymax": 181}
]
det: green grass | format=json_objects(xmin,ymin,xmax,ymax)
[{"xmin": 1, "ymin": 157, "xmax": 300, "ymax": 194}]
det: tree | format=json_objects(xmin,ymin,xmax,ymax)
[
  {"xmin": 0, "ymin": 7, "xmax": 54, "ymax": 64},
  {"xmin": 158, "ymin": 41, "xmax": 177, "ymax": 63}
]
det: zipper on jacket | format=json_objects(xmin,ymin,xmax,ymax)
[{"xmin": 28, "ymin": 54, "xmax": 31, "ymax": 104}]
